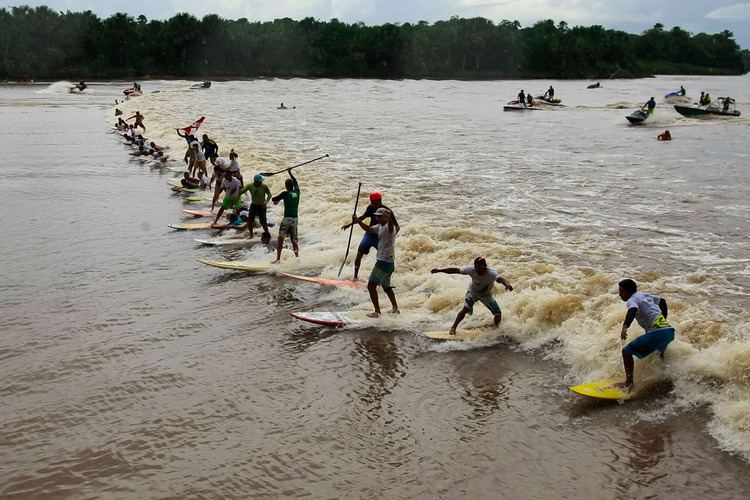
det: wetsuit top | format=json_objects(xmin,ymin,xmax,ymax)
[
  {"xmin": 647, "ymin": 99, "xmax": 656, "ymax": 110},
  {"xmin": 362, "ymin": 204, "xmax": 398, "ymax": 227},
  {"xmin": 271, "ymin": 172, "xmax": 300, "ymax": 218},
  {"xmin": 241, "ymin": 182, "xmax": 272, "ymax": 206},
  {"xmin": 202, "ymin": 139, "xmax": 218, "ymax": 158}
]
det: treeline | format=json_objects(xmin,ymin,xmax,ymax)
[{"xmin": 0, "ymin": 6, "xmax": 745, "ymax": 80}]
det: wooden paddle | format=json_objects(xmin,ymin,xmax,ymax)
[
  {"xmin": 338, "ymin": 182, "xmax": 362, "ymax": 277},
  {"xmin": 260, "ymin": 154, "xmax": 329, "ymax": 177}
]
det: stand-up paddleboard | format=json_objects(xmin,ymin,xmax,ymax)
[
  {"xmin": 182, "ymin": 209, "xmax": 213, "ymax": 217},
  {"xmin": 422, "ymin": 327, "xmax": 494, "ymax": 341},
  {"xmin": 168, "ymin": 222, "xmax": 217, "ymax": 230},
  {"xmin": 196, "ymin": 258, "xmax": 270, "ymax": 273},
  {"xmin": 290, "ymin": 311, "xmax": 358, "ymax": 327},
  {"xmin": 569, "ymin": 379, "xmax": 633, "ymax": 400},
  {"xmin": 280, "ymin": 273, "xmax": 364, "ymax": 288}
]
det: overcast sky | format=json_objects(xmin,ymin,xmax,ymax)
[{"xmin": 3, "ymin": 0, "xmax": 749, "ymax": 47}]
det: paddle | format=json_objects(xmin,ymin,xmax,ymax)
[
  {"xmin": 338, "ymin": 182, "xmax": 362, "ymax": 277},
  {"xmin": 260, "ymin": 154, "xmax": 329, "ymax": 177}
]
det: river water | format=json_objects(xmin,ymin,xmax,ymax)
[{"xmin": 1, "ymin": 76, "xmax": 749, "ymax": 498}]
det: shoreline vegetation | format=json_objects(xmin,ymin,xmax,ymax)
[{"xmin": 2, "ymin": 6, "xmax": 747, "ymax": 81}]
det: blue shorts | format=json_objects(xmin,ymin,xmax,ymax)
[
  {"xmin": 368, "ymin": 260, "xmax": 394, "ymax": 288},
  {"xmin": 358, "ymin": 232, "xmax": 379, "ymax": 255},
  {"xmin": 623, "ymin": 327, "xmax": 675, "ymax": 359}
]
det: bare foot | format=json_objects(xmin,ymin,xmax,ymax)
[
  {"xmin": 367, "ymin": 311, "xmax": 380, "ymax": 318},
  {"xmin": 613, "ymin": 380, "xmax": 634, "ymax": 390},
  {"xmin": 390, "ymin": 308, "xmax": 400, "ymax": 314},
  {"xmin": 272, "ymin": 259, "xmax": 280, "ymax": 264},
  {"xmin": 449, "ymin": 327, "xmax": 457, "ymax": 336}
]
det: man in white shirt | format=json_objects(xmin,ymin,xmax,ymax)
[
  {"xmin": 212, "ymin": 171, "xmax": 242, "ymax": 224},
  {"xmin": 354, "ymin": 207, "xmax": 399, "ymax": 317},
  {"xmin": 431, "ymin": 256, "xmax": 513, "ymax": 335},
  {"xmin": 617, "ymin": 278, "xmax": 675, "ymax": 388}
]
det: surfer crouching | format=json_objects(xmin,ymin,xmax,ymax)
[{"xmin": 617, "ymin": 279, "xmax": 676, "ymax": 389}]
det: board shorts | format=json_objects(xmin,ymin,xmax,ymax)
[
  {"xmin": 464, "ymin": 291, "xmax": 501, "ymax": 316},
  {"xmin": 195, "ymin": 160, "xmax": 208, "ymax": 171},
  {"xmin": 358, "ymin": 232, "xmax": 379, "ymax": 254},
  {"xmin": 278, "ymin": 217, "xmax": 298, "ymax": 241},
  {"xmin": 248, "ymin": 203, "xmax": 268, "ymax": 227},
  {"xmin": 222, "ymin": 195, "xmax": 241, "ymax": 210},
  {"xmin": 369, "ymin": 260, "xmax": 394, "ymax": 288},
  {"xmin": 623, "ymin": 327, "xmax": 675, "ymax": 359}
]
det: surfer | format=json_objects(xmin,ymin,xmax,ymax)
[
  {"xmin": 657, "ymin": 130, "xmax": 672, "ymax": 141},
  {"xmin": 126, "ymin": 111, "xmax": 146, "ymax": 132},
  {"xmin": 180, "ymin": 172, "xmax": 201, "ymax": 189},
  {"xmin": 543, "ymin": 85, "xmax": 554, "ymax": 100},
  {"xmin": 526, "ymin": 93, "xmax": 534, "ymax": 106},
  {"xmin": 431, "ymin": 257, "xmax": 513, "ymax": 335},
  {"xmin": 240, "ymin": 174, "xmax": 272, "ymax": 238},
  {"xmin": 271, "ymin": 169, "xmax": 300, "ymax": 263},
  {"xmin": 278, "ymin": 103, "xmax": 287, "ymax": 109},
  {"xmin": 341, "ymin": 192, "xmax": 399, "ymax": 280},
  {"xmin": 517, "ymin": 90, "xmax": 526, "ymax": 106},
  {"xmin": 212, "ymin": 171, "xmax": 243, "ymax": 224},
  {"xmin": 191, "ymin": 142, "xmax": 208, "ymax": 178},
  {"xmin": 201, "ymin": 134, "xmax": 219, "ymax": 165},
  {"xmin": 210, "ymin": 211, "xmax": 247, "ymax": 230},
  {"xmin": 679, "ymin": 85, "xmax": 686, "ymax": 96},
  {"xmin": 616, "ymin": 279, "xmax": 676, "ymax": 389},
  {"xmin": 353, "ymin": 208, "xmax": 399, "ymax": 317}
]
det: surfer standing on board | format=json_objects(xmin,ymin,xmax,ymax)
[
  {"xmin": 212, "ymin": 171, "xmax": 242, "ymax": 225},
  {"xmin": 240, "ymin": 174, "xmax": 272, "ymax": 239},
  {"xmin": 616, "ymin": 279, "xmax": 676, "ymax": 389},
  {"xmin": 126, "ymin": 111, "xmax": 146, "ymax": 132},
  {"xmin": 340, "ymin": 192, "xmax": 399, "ymax": 280},
  {"xmin": 431, "ymin": 257, "xmax": 513, "ymax": 335},
  {"xmin": 354, "ymin": 208, "xmax": 399, "ymax": 317},
  {"xmin": 271, "ymin": 169, "xmax": 300, "ymax": 263}
]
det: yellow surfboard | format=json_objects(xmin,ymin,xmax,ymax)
[
  {"xmin": 168, "ymin": 223, "xmax": 216, "ymax": 230},
  {"xmin": 422, "ymin": 327, "xmax": 494, "ymax": 341},
  {"xmin": 196, "ymin": 258, "xmax": 270, "ymax": 273},
  {"xmin": 569, "ymin": 379, "xmax": 633, "ymax": 400}
]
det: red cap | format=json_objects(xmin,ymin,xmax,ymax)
[{"xmin": 369, "ymin": 191, "xmax": 382, "ymax": 202}]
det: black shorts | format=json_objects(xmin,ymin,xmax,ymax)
[{"xmin": 248, "ymin": 204, "xmax": 267, "ymax": 226}]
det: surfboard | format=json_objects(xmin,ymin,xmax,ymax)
[
  {"xmin": 171, "ymin": 185, "xmax": 200, "ymax": 193},
  {"xmin": 568, "ymin": 379, "xmax": 633, "ymax": 400},
  {"xmin": 196, "ymin": 258, "xmax": 270, "ymax": 273},
  {"xmin": 290, "ymin": 311, "xmax": 357, "ymax": 327},
  {"xmin": 422, "ymin": 327, "xmax": 494, "ymax": 341},
  {"xmin": 168, "ymin": 223, "xmax": 216, "ymax": 230},
  {"xmin": 182, "ymin": 209, "xmax": 213, "ymax": 217},
  {"xmin": 194, "ymin": 236, "xmax": 255, "ymax": 246},
  {"xmin": 279, "ymin": 273, "xmax": 364, "ymax": 288}
]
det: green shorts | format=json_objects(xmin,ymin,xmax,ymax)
[
  {"xmin": 222, "ymin": 196, "xmax": 241, "ymax": 210},
  {"xmin": 464, "ymin": 292, "xmax": 501, "ymax": 316},
  {"xmin": 369, "ymin": 260, "xmax": 394, "ymax": 288}
]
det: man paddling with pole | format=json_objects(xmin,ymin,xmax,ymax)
[
  {"xmin": 353, "ymin": 208, "xmax": 399, "ymax": 317},
  {"xmin": 341, "ymin": 192, "xmax": 399, "ymax": 280},
  {"xmin": 271, "ymin": 169, "xmax": 300, "ymax": 262}
]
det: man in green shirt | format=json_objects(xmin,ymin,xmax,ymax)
[
  {"xmin": 240, "ymin": 173, "xmax": 272, "ymax": 238},
  {"xmin": 271, "ymin": 169, "xmax": 300, "ymax": 262}
]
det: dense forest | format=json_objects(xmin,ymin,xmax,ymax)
[{"xmin": 0, "ymin": 6, "xmax": 746, "ymax": 80}]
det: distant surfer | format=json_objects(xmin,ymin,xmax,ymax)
[
  {"xmin": 657, "ymin": 130, "xmax": 672, "ymax": 141},
  {"xmin": 543, "ymin": 86, "xmax": 554, "ymax": 100},
  {"xmin": 278, "ymin": 103, "xmax": 287, "ymax": 109},
  {"xmin": 353, "ymin": 208, "xmax": 399, "ymax": 317},
  {"xmin": 240, "ymin": 174, "xmax": 272, "ymax": 238},
  {"xmin": 212, "ymin": 171, "xmax": 243, "ymax": 224},
  {"xmin": 431, "ymin": 257, "xmax": 513, "ymax": 335},
  {"xmin": 517, "ymin": 89, "xmax": 526, "ymax": 106},
  {"xmin": 271, "ymin": 169, "xmax": 300, "ymax": 263},
  {"xmin": 526, "ymin": 93, "xmax": 534, "ymax": 106},
  {"xmin": 341, "ymin": 192, "xmax": 399, "ymax": 281},
  {"xmin": 616, "ymin": 279, "xmax": 676, "ymax": 389},
  {"xmin": 126, "ymin": 110, "xmax": 146, "ymax": 132},
  {"xmin": 679, "ymin": 85, "xmax": 686, "ymax": 96}
]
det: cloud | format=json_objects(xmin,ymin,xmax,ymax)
[{"xmin": 706, "ymin": 2, "xmax": 750, "ymax": 20}]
